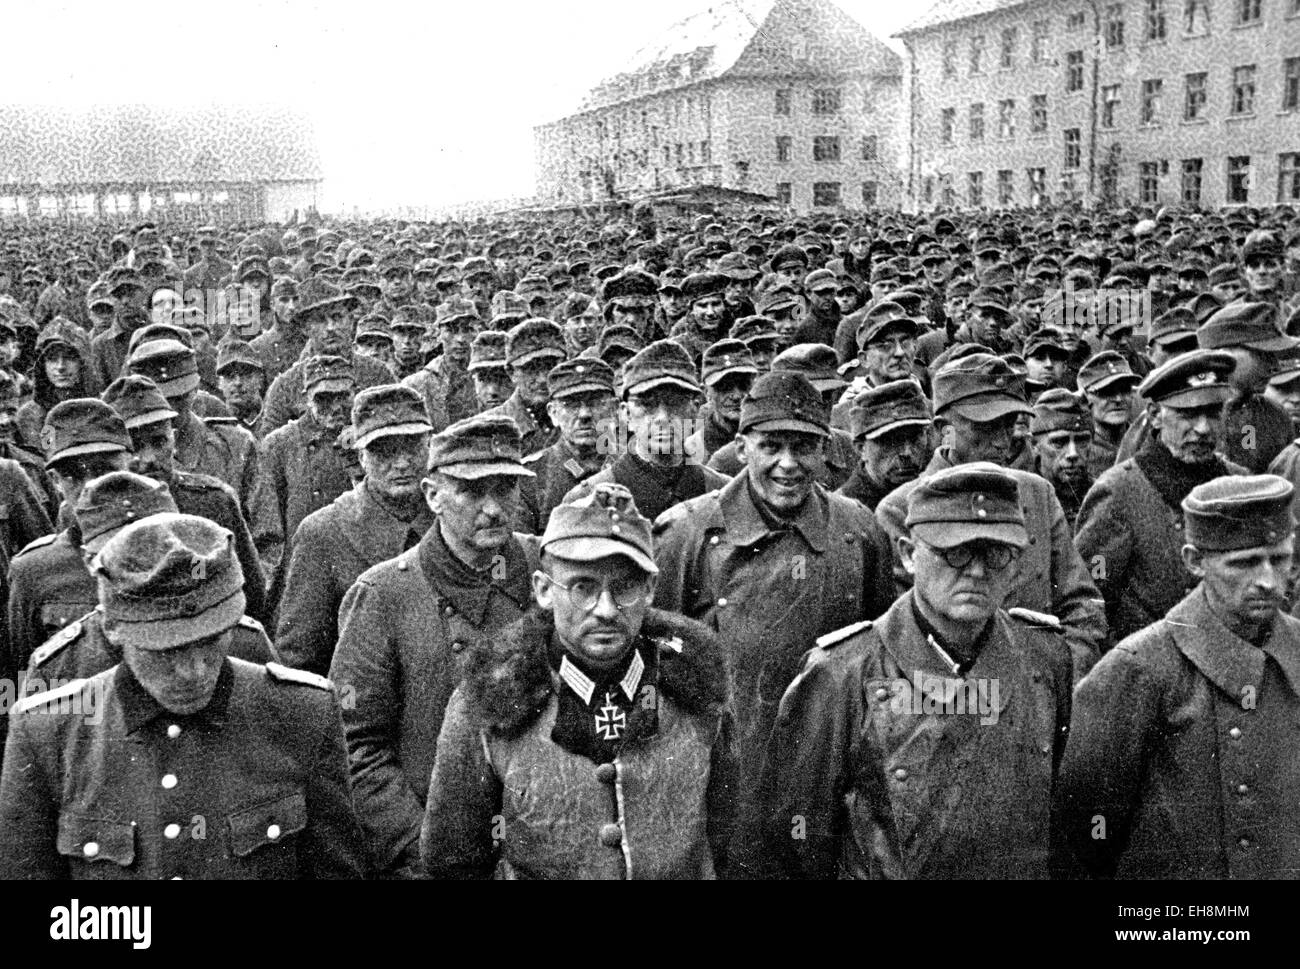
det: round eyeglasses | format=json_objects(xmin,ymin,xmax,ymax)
[
  {"xmin": 546, "ymin": 576, "xmax": 651, "ymax": 612},
  {"xmin": 922, "ymin": 540, "xmax": 1019, "ymax": 572}
]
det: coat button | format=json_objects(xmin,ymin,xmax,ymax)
[
  {"xmin": 875, "ymin": 688, "xmax": 889, "ymax": 700},
  {"xmin": 717, "ymin": 597, "xmax": 727, "ymax": 607},
  {"xmin": 894, "ymin": 768, "xmax": 908, "ymax": 781},
  {"xmin": 164, "ymin": 823, "xmax": 181, "ymax": 840},
  {"xmin": 709, "ymin": 535, "xmax": 719, "ymax": 545},
  {"xmin": 599, "ymin": 823, "xmax": 623, "ymax": 848},
  {"xmin": 1229, "ymin": 727, "xmax": 1242, "ymax": 739},
  {"xmin": 267, "ymin": 824, "xmax": 282, "ymax": 841},
  {"xmin": 161, "ymin": 774, "xmax": 178, "ymax": 789},
  {"xmin": 167, "ymin": 724, "xmax": 181, "ymax": 739},
  {"xmin": 443, "ymin": 605, "xmax": 455, "ymax": 617},
  {"xmin": 594, "ymin": 763, "xmax": 617, "ymax": 784},
  {"xmin": 1238, "ymin": 784, "xmax": 1249, "ymax": 795},
  {"xmin": 1239, "ymin": 837, "xmax": 1251, "ymax": 849},
  {"xmin": 82, "ymin": 841, "xmax": 99, "ymax": 858},
  {"xmin": 452, "ymin": 642, "xmax": 466, "ymax": 653}
]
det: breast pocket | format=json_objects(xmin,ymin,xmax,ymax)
[
  {"xmin": 57, "ymin": 813, "xmax": 136, "ymax": 876},
  {"xmin": 227, "ymin": 792, "xmax": 307, "ymax": 875}
]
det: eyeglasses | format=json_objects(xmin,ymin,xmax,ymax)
[
  {"xmin": 922, "ymin": 540, "xmax": 1019, "ymax": 572},
  {"xmin": 546, "ymin": 575, "xmax": 651, "ymax": 612}
]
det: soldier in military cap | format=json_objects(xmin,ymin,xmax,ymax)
[
  {"xmin": 876, "ymin": 353, "xmax": 1107, "ymax": 677},
  {"xmin": 518, "ymin": 358, "xmax": 618, "ymax": 534},
  {"xmin": 84, "ymin": 281, "xmax": 115, "ymax": 335},
  {"xmin": 1075, "ymin": 349, "xmax": 1247, "ymax": 647},
  {"xmin": 215, "ymin": 338, "xmax": 266, "ymax": 438},
  {"xmin": 672, "ymin": 272, "xmax": 732, "ymax": 368},
  {"xmin": 718, "ymin": 252, "xmax": 759, "ymax": 320},
  {"xmin": 0, "ymin": 512, "xmax": 367, "ymax": 879},
  {"xmin": 481, "ymin": 318, "xmax": 566, "ymax": 456},
  {"xmin": 422, "ymin": 482, "xmax": 734, "ymax": 879},
  {"xmin": 1077, "ymin": 349, "xmax": 1142, "ymax": 477},
  {"xmin": 466, "ymin": 330, "xmax": 512, "ymax": 411},
  {"xmin": 0, "ymin": 369, "xmax": 56, "ymax": 515},
  {"xmin": 591, "ymin": 324, "xmax": 645, "ymax": 372},
  {"xmin": 89, "ymin": 267, "xmax": 152, "ymax": 390},
  {"xmin": 684, "ymin": 338, "xmax": 759, "ymax": 465},
  {"xmin": 389, "ymin": 311, "xmax": 428, "ymax": 381},
  {"xmin": 1030, "ymin": 389, "xmax": 1096, "ymax": 527},
  {"xmin": 259, "ymin": 279, "xmax": 392, "ymax": 436},
  {"xmin": 249, "ymin": 276, "xmax": 302, "ymax": 383},
  {"xmin": 402, "ymin": 298, "xmax": 482, "ymax": 433},
  {"xmin": 799, "ymin": 268, "xmax": 841, "ymax": 348},
  {"xmin": 1145, "ymin": 306, "xmax": 1200, "ymax": 368},
  {"xmin": 1021, "ymin": 329, "xmax": 1070, "ymax": 398},
  {"xmin": 1062, "ymin": 474, "xmax": 1300, "ymax": 879},
  {"xmin": 564, "ymin": 340, "xmax": 729, "ymax": 524},
  {"xmin": 729, "ymin": 315, "xmax": 779, "ymax": 372},
  {"xmin": 653, "ymin": 371, "xmax": 893, "ymax": 848},
  {"xmin": 656, "ymin": 269, "xmax": 689, "ymax": 338},
  {"xmin": 101, "ymin": 374, "xmax": 267, "ymax": 627},
  {"xmin": 354, "ymin": 313, "xmax": 396, "ymax": 373},
  {"xmin": 601, "ymin": 268, "xmax": 661, "ymax": 342},
  {"xmin": 18, "ymin": 318, "xmax": 97, "ymax": 452},
  {"xmin": 757, "ymin": 285, "xmax": 806, "ymax": 353},
  {"xmin": 839, "ymin": 378, "xmax": 934, "ymax": 513},
  {"xmin": 332, "ymin": 413, "xmax": 540, "ymax": 878},
  {"xmin": 1241, "ymin": 230, "xmax": 1286, "ymax": 304},
  {"xmin": 375, "ymin": 255, "xmax": 415, "ymax": 319},
  {"xmin": 749, "ymin": 463, "xmax": 1073, "ymax": 879},
  {"xmin": 182, "ymin": 224, "xmax": 233, "ymax": 291},
  {"xmin": 276, "ymin": 384, "xmax": 435, "ymax": 675}
]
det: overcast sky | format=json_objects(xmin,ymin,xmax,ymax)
[{"xmin": 1, "ymin": 0, "xmax": 916, "ymax": 212}]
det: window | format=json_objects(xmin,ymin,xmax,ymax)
[
  {"xmin": 997, "ymin": 169, "xmax": 1014, "ymax": 205},
  {"xmin": 675, "ymin": 143, "xmax": 683, "ymax": 166},
  {"xmin": 812, "ymin": 88, "xmax": 842, "ymax": 114},
  {"xmin": 1031, "ymin": 21, "xmax": 1049, "ymax": 62},
  {"xmin": 970, "ymin": 35, "xmax": 985, "ymax": 74},
  {"xmin": 968, "ymin": 171, "xmax": 985, "ymax": 207},
  {"xmin": 943, "ymin": 41, "xmax": 957, "ymax": 77},
  {"xmin": 1285, "ymin": 58, "xmax": 1300, "ymax": 111},
  {"xmin": 1068, "ymin": 10, "xmax": 1088, "ymax": 28},
  {"xmin": 813, "ymin": 136, "xmax": 841, "ymax": 162},
  {"xmin": 775, "ymin": 182, "xmax": 792, "ymax": 205},
  {"xmin": 1027, "ymin": 167, "xmax": 1047, "ymax": 205},
  {"xmin": 923, "ymin": 177, "xmax": 934, "ymax": 205},
  {"xmin": 1139, "ymin": 161, "xmax": 1161, "ymax": 202},
  {"xmin": 1237, "ymin": 0, "xmax": 1262, "ymax": 24},
  {"xmin": 776, "ymin": 136, "xmax": 792, "ymax": 162},
  {"xmin": 1102, "ymin": 84, "xmax": 1121, "ymax": 127},
  {"xmin": 998, "ymin": 99, "xmax": 1016, "ymax": 138},
  {"xmin": 813, "ymin": 182, "xmax": 841, "ymax": 207},
  {"xmin": 775, "ymin": 88, "xmax": 791, "ymax": 116},
  {"xmin": 969, "ymin": 102, "xmax": 986, "ymax": 141},
  {"xmin": 700, "ymin": 140, "xmax": 711, "ymax": 164},
  {"xmin": 1067, "ymin": 51, "xmax": 1085, "ymax": 91},
  {"xmin": 862, "ymin": 181, "xmax": 878, "ymax": 206},
  {"xmin": 1000, "ymin": 27, "xmax": 1017, "ymax": 68},
  {"xmin": 1228, "ymin": 155, "xmax": 1252, "ymax": 202},
  {"xmin": 1105, "ymin": 4, "xmax": 1126, "ymax": 46},
  {"xmin": 1146, "ymin": 0, "xmax": 1168, "ymax": 38},
  {"xmin": 1031, "ymin": 94, "xmax": 1048, "ymax": 133},
  {"xmin": 1232, "ymin": 65, "xmax": 1257, "ymax": 114},
  {"xmin": 1064, "ymin": 128, "xmax": 1082, "ymax": 169},
  {"xmin": 1280, "ymin": 153, "xmax": 1300, "ymax": 201},
  {"xmin": 1185, "ymin": 0, "xmax": 1210, "ymax": 34},
  {"xmin": 1141, "ymin": 79, "xmax": 1163, "ymax": 123},
  {"xmin": 940, "ymin": 174, "xmax": 955, "ymax": 206},
  {"xmin": 1101, "ymin": 161, "xmax": 1119, "ymax": 201},
  {"xmin": 861, "ymin": 135, "xmax": 878, "ymax": 160},
  {"xmin": 1182, "ymin": 158, "xmax": 1204, "ymax": 203},
  {"xmin": 1184, "ymin": 72, "xmax": 1208, "ymax": 119},
  {"xmin": 941, "ymin": 107, "xmax": 956, "ymax": 144}
]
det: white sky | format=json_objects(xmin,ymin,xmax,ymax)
[{"xmin": 0, "ymin": 0, "xmax": 915, "ymax": 213}]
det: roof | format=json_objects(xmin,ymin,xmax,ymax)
[
  {"xmin": 0, "ymin": 104, "xmax": 322, "ymax": 188},
  {"xmin": 895, "ymin": 0, "xmax": 1030, "ymax": 36}
]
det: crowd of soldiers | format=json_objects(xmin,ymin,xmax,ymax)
[{"xmin": 0, "ymin": 201, "xmax": 1298, "ymax": 879}]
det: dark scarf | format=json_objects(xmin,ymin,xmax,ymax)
[{"xmin": 1134, "ymin": 435, "xmax": 1230, "ymax": 512}]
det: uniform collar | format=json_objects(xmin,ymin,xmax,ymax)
[
  {"xmin": 1167, "ymin": 586, "xmax": 1300, "ymax": 699},
  {"xmin": 418, "ymin": 522, "xmax": 531, "ymax": 624},
  {"xmin": 557, "ymin": 648, "xmax": 645, "ymax": 706},
  {"xmin": 117, "ymin": 657, "xmax": 235, "ymax": 735},
  {"xmin": 717, "ymin": 472, "xmax": 828, "ymax": 552}
]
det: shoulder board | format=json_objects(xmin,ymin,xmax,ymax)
[
  {"xmin": 816, "ymin": 619, "xmax": 873, "ymax": 650},
  {"xmin": 265, "ymin": 662, "xmax": 332, "ymax": 690},
  {"xmin": 13, "ymin": 676, "xmax": 89, "ymax": 715},
  {"xmin": 521, "ymin": 450, "xmax": 546, "ymax": 464},
  {"xmin": 15, "ymin": 532, "xmax": 59, "ymax": 557},
  {"xmin": 171, "ymin": 469, "xmax": 223, "ymax": 490},
  {"xmin": 29, "ymin": 619, "xmax": 85, "ymax": 668},
  {"xmin": 1007, "ymin": 607, "xmax": 1063, "ymax": 629},
  {"xmin": 202, "ymin": 415, "xmax": 240, "ymax": 426},
  {"xmin": 653, "ymin": 634, "xmax": 685, "ymax": 654},
  {"xmin": 238, "ymin": 615, "xmax": 266, "ymax": 634}
]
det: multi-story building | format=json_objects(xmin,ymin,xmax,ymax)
[
  {"xmin": 534, "ymin": 0, "xmax": 905, "ymax": 213},
  {"xmin": 897, "ymin": 0, "xmax": 1300, "ymax": 210}
]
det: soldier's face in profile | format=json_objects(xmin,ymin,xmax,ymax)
[
  {"xmin": 427, "ymin": 472, "xmax": 519, "ymax": 553},
  {"xmin": 900, "ymin": 537, "xmax": 1018, "ymax": 627},
  {"xmin": 737, "ymin": 429, "xmax": 824, "ymax": 513},
  {"xmin": 534, "ymin": 554, "xmax": 654, "ymax": 667},
  {"xmin": 1184, "ymin": 534, "xmax": 1294, "ymax": 634},
  {"xmin": 1153, "ymin": 401, "xmax": 1225, "ymax": 465},
  {"xmin": 123, "ymin": 630, "xmax": 231, "ymax": 715},
  {"xmin": 129, "ymin": 420, "xmax": 176, "ymax": 483}
]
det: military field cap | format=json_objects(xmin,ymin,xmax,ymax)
[
  {"xmin": 102, "ymin": 374, "xmax": 179, "ymax": 430},
  {"xmin": 541, "ymin": 481, "xmax": 657, "ymax": 576},
  {"xmin": 772, "ymin": 343, "xmax": 847, "ymax": 392},
  {"xmin": 127, "ymin": 338, "xmax": 200, "ymax": 398},
  {"xmin": 1242, "ymin": 230, "xmax": 1284, "ymax": 262},
  {"xmin": 303, "ymin": 354, "xmax": 355, "ymax": 395},
  {"xmin": 658, "ymin": 268, "xmax": 687, "ymax": 292},
  {"xmin": 1186, "ymin": 291, "xmax": 1225, "ymax": 326},
  {"xmin": 601, "ymin": 268, "xmax": 658, "ymax": 303},
  {"xmin": 933, "ymin": 352, "xmax": 1031, "ymax": 421},
  {"xmin": 1137, "ymin": 348, "xmax": 1236, "ymax": 407},
  {"xmin": 849, "ymin": 378, "xmax": 932, "ymax": 441},
  {"xmin": 1199, "ymin": 301, "xmax": 1297, "ymax": 353},
  {"xmin": 128, "ymin": 322, "xmax": 192, "ymax": 357},
  {"xmin": 702, "ymin": 339, "xmax": 758, "ymax": 386},
  {"xmin": 730, "ymin": 314, "xmax": 778, "ymax": 344},
  {"xmin": 356, "ymin": 315, "xmax": 393, "ymax": 344},
  {"xmin": 804, "ymin": 268, "xmax": 838, "ymax": 293},
  {"xmin": 1022, "ymin": 328, "xmax": 1068, "ymax": 360},
  {"xmin": 1076, "ymin": 350, "xmax": 1140, "ymax": 395},
  {"xmin": 87, "ymin": 280, "xmax": 115, "ymax": 310},
  {"xmin": 548, "ymin": 356, "xmax": 616, "ymax": 399},
  {"xmin": 681, "ymin": 271, "xmax": 730, "ymax": 305},
  {"xmin": 717, "ymin": 252, "xmax": 761, "ymax": 281},
  {"xmin": 905, "ymin": 462, "xmax": 1029, "ymax": 551},
  {"xmin": 215, "ymin": 338, "xmax": 264, "ymax": 376},
  {"xmin": 621, "ymin": 339, "xmax": 701, "ymax": 398},
  {"xmin": 1183, "ymin": 474, "xmax": 1295, "ymax": 552},
  {"xmin": 769, "ymin": 243, "xmax": 808, "ymax": 273},
  {"xmin": 427, "ymin": 412, "xmax": 535, "ymax": 479},
  {"xmin": 106, "ymin": 266, "xmax": 144, "ymax": 294},
  {"xmin": 296, "ymin": 277, "xmax": 358, "ymax": 319},
  {"xmin": 506, "ymin": 318, "xmax": 566, "ymax": 367},
  {"xmin": 1030, "ymin": 388, "xmax": 1092, "ymax": 435},
  {"xmin": 270, "ymin": 275, "xmax": 299, "ymax": 300},
  {"xmin": 739, "ymin": 371, "xmax": 830, "ymax": 438},
  {"xmin": 1208, "ymin": 263, "xmax": 1241, "ymax": 287},
  {"xmin": 468, "ymin": 330, "xmax": 509, "ymax": 372},
  {"xmin": 490, "ymin": 290, "xmax": 530, "ymax": 324},
  {"xmin": 42, "ymin": 398, "xmax": 131, "ymax": 465},
  {"xmin": 859, "ymin": 313, "xmax": 921, "ymax": 348},
  {"xmin": 93, "ymin": 512, "xmax": 245, "ymax": 651},
  {"xmin": 1149, "ymin": 306, "xmax": 1197, "ymax": 345},
  {"xmin": 758, "ymin": 285, "xmax": 801, "ymax": 315},
  {"xmin": 351, "ymin": 383, "xmax": 433, "ymax": 450},
  {"xmin": 437, "ymin": 297, "xmax": 481, "ymax": 329},
  {"xmin": 598, "ymin": 324, "xmax": 646, "ymax": 364},
  {"xmin": 75, "ymin": 470, "xmax": 178, "ymax": 555}
]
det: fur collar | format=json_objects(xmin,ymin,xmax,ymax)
[{"xmin": 463, "ymin": 606, "xmax": 728, "ymax": 737}]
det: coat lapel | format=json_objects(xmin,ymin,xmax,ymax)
[{"xmin": 1165, "ymin": 588, "xmax": 1265, "ymax": 701}]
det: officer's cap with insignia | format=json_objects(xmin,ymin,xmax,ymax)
[
  {"xmin": 1198, "ymin": 301, "xmax": 1299, "ymax": 353},
  {"xmin": 351, "ymin": 384, "xmax": 433, "ymax": 450},
  {"xmin": 303, "ymin": 354, "xmax": 355, "ymax": 395},
  {"xmin": 468, "ymin": 330, "xmax": 509, "ymax": 372},
  {"xmin": 1183, "ymin": 474, "xmax": 1295, "ymax": 552},
  {"xmin": 740, "ymin": 370, "xmax": 830, "ymax": 438},
  {"xmin": 42, "ymin": 398, "xmax": 131, "ymax": 466},
  {"xmin": 850, "ymin": 378, "xmax": 932, "ymax": 442},
  {"xmin": 102, "ymin": 374, "xmax": 178, "ymax": 430},
  {"xmin": 93, "ymin": 512, "xmax": 245, "ymax": 651},
  {"xmin": 1076, "ymin": 350, "xmax": 1140, "ymax": 395},
  {"xmin": 620, "ymin": 339, "xmax": 701, "ymax": 399},
  {"xmin": 548, "ymin": 356, "xmax": 616, "ymax": 399},
  {"xmin": 1030, "ymin": 388, "xmax": 1093, "ymax": 435},
  {"xmin": 76, "ymin": 470, "xmax": 178, "ymax": 554},
  {"xmin": 427, "ymin": 413, "xmax": 535, "ymax": 480},
  {"xmin": 541, "ymin": 481, "xmax": 657, "ymax": 576},
  {"xmin": 933, "ymin": 352, "xmax": 1031, "ymax": 422},
  {"xmin": 127, "ymin": 338, "xmax": 200, "ymax": 398},
  {"xmin": 701, "ymin": 339, "xmax": 758, "ymax": 387},
  {"xmin": 215, "ymin": 338, "xmax": 265, "ymax": 376},
  {"xmin": 905, "ymin": 462, "xmax": 1029, "ymax": 551},
  {"xmin": 506, "ymin": 318, "xmax": 566, "ymax": 367},
  {"xmin": 1137, "ymin": 348, "xmax": 1236, "ymax": 407},
  {"xmin": 772, "ymin": 343, "xmax": 847, "ymax": 392}
]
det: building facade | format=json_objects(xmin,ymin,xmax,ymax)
[
  {"xmin": 897, "ymin": 0, "xmax": 1300, "ymax": 210},
  {"xmin": 534, "ymin": 0, "xmax": 906, "ymax": 214}
]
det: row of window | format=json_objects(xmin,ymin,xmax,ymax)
[
  {"xmin": 939, "ymin": 97, "xmax": 1049, "ymax": 143},
  {"xmin": 774, "ymin": 87, "xmax": 845, "ymax": 116},
  {"xmin": 773, "ymin": 181, "xmax": 879, "ymax": 207},
  {"xmin": 940, "ymin": 0, "xmax": 1297, "ymax": 79},
  {"xmin": 774, "ymin": 134, "xmax": 879, "ymax": 163},
  {"xmin": 924, "ymin": 169, "xmax": 1051, "ymax": 206}
]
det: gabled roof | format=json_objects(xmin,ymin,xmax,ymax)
[
  {"xmin": 895, "ymin": 0, "xmax": 1031, "ymax": 36},
  {"xmin": 0, "ymin": 104, "xmax": 321, "ymax": 188}
]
